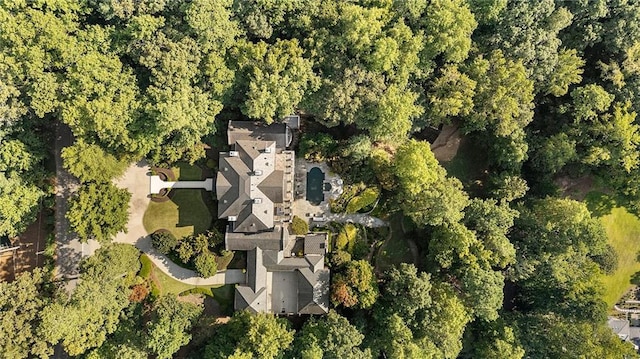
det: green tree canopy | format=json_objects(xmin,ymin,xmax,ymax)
[
  {"xmin": 0, "ymin": 173, "xmax": 43, "ymax": 237},
  {"xmin": 62, "ymin": 140, "xmax": 129, "ymax": 183},
  {"xmin": 67, "ymin": 182, "xmax": 131, "ymax": 243},
  {"xmin": 146, "ymin": 295, "xmax": 203, "ymax": 359},
  {"xmin": 0, "ymin": 268, "xmax": 51, "ymax": 359},
  {"xmin": 204, "ymin": 311, "xmax": 294, "ymax": 359},
  {"xmin": 293, "ymin": 311, "xmax": 371, "ymax": 359}
]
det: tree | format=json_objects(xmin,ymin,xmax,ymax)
[
  {"xmin": 234, "ymin": 39, "xmax": 319, "ymax": 123},
  {"xmin": 460, "ymin": 265, "xmax": 504, "ymax": 321},
  {"xmin": 151, "ymin": 231, "xmax": 178, "ymax": 255},
  {"xmin": 530, "ymin": 133, "xmax": 577, "ymax": 174},
  {"xmin": 62, "ymin": 139, "xmax": 129, "ymax": 183},
  {"xmin": 570, "ymin": 84, "xmax": 614, "ymax": 121},
  {"xmin": 331, "ymin": 260, "xmax": 378, "ymax": 309},
  {"xmin": 39, "ymin": 279, "xmax": 131, "ymax": 356},
  {"xmin": 0, "ymin": 268, "xmax": 51, "ymax": 359},
  {"xmin": 422, "ymin": 0, "xmax": 477, "ymax": 63},
  {"xmin": 419, "ymin": 283, "xmax": 471, "ymax": 359},
  {"xmin": 425, "ymin": 64, "xmax": 476, "ymax": 125},
  {"xmin": 356, "ymin": 83, "xmax": 423, "ymax": 142},
  {"xmin": 512, "ymin": 313, "xmax": 637, "ymax": 358},
  {"xmin": 290, "ymin": 215, "xmax": 309, "ymax": 235},
  {"xmin": 204, "ymin": 311, "xmax": 294, "ymax": 359},
  {"xmin": 0, "ymin": 173, "xmax": 42, "ymax": 237},
  {"xmin": 146, "ymin": 295, "xmax": 203, "ymax": 359},
  {"xmin": 545, "ymin": 49, "xmax": 585, "ymax": 97},
  {"xmin": 61, "ymin": 49, "xmax": 144, "ymax": 156},
  {"xmin": 298, "ymin": 132, "xmax": 338, "ymax": 162},
  {"xmin": 393, "ymin": 140, "xmax": 469, "ymax": 226},
  {"xmin": 463, "ymin": 50, "xmax": 534, "ymax": 137},
  {"xmin": 463, "ymin": 198, "xmax": 517, "ymax": 268},
  {"xmin": 80, "ymin": 243, "xmax": 141, "ymax": 282},
  {"xmin": 487, "ymin": 0, "xmax": 571, "ymax": 89},
  {"xmin": 465, "ymin": 320, "xmax": 524, "ymax": 359},
  {"xmin": 375, "ymin": 264, "xmax": 432, "ymax": 331},
  {"xmin": 67, "ymin": 183, "xmax": 131, "ymax": 243},
  {"xmin": 510, "ymin": 198, "xmax": 610, "ymax": 321},
  {"xmin": 194, "ymin": 251, "xmax": 218, "ymax": 278},
  {"xmin": 294, "ymin": 311, "xmax": 371, "ymax": 359}
]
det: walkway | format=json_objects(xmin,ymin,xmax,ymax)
[
  {"xmin": 149, "ymin": 175, "xmax": 213, "ymax": 194},
  {"xmin": 54, "ymin": 122, "xmax": 101, "ymax": 291},
  {"xmin": 322, "ymin": 213, "xmax": 388, "ymax": 227},
  {"xmin": 113, "ymin": 162, "xmax": 245, "ymax": 286}
]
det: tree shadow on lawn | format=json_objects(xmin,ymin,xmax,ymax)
[{"xmin": 172, "ymin": 189, "xmax": 214, "ymax": 236}]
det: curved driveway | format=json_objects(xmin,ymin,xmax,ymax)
[{"xmin": 113, "ymin": 161, "xmax": 245, "ymax": 286}]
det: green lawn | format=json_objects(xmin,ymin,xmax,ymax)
[
  {"xmin": 376, "ymin": 214, "xmax": 414, "ymax": 272},
  {"xmin": 173, "ymin": 162, "xmax": 203, "ymax": 181},
  {"xmin": 143, "ymin": 189, "xmax": 213, "ymax": 239},
  {"xmin": 600, "ymin": 207, "xmax": 640, "ymax": 307}
]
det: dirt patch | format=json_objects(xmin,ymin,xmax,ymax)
[
  {"xmin": 177, "ymin": 293, "xmax": 205, "ymax": 306},
  {"xmin": 554, "ymin": 175, "xmax": 595, "ymax": 201},
  {"xmin": 431, "ymin": 122, "xmax": 462, "ymax": 162},
  {"xmin": 0, "ymin": 210, "xmax": 49, "ymax": 282}
]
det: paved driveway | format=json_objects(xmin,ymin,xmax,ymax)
[
  {"xmin": 54, "ymin": 122, "xmax": 100, "ymax": 291},
  {"xmin": 113, "ymin": 162, "xmax": 245, "ymax": 286}
]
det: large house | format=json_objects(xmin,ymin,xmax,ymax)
[{"xmin": 216, "ymin": 120, "xmax": 330, "ymax": 315}]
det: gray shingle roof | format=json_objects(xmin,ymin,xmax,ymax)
[{"xmin": 304, "ymin": 233, "xmax": 327, "ymax": 255}]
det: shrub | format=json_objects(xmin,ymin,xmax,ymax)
[
  {"xmin": 335, "ymin": 224, "xmax": 358, "ymax": 251},
  {"xmin": 216, "ymin": 250, "xmax": 234, "ymax": 271},
  {"xmin": 346, "ymin": 187, "xmax": 380, "ymax": 213},
  {"xmin": 290, "ymin": 216, "xmax": 309, "ymax": 235},
  {"xmin": 194, "ymin": 251, "xmax": 218, "ymax": 278},
  {"xmin": 151, "ymin": 231, "xmax": 178, "ymax": 255},
  {"xmin": 180, "ymin": 287, "xmax": 214, "ymax": 297},
  {"xmin": 299, "ymin": 133, "xmax": 338, "ymax": 162},
  {"xmin": 129, "ymin": 283, "xmax": 149, "ymax": 302},
  {"xmin": 330, "ymin": 250, "xmax": 352, "ymax": 268},
  {"xmin": 176, "ymin": 240, "xmax": 196, "ymax": 263}
]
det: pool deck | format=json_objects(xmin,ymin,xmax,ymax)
[
  {"xmin": 291, "ymin": 160, "xmax": 388, "ymax": 228},
  {"xmin": 292, "ymin": 161, "xmax": 341, "ymax": 222}
]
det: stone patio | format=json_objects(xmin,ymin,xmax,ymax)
[{"xmin": 291, "ymin": 161, "xmax": 343, "ymax": 224}]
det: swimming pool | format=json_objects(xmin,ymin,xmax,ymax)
[{"xmin": 306, "ymin": 167, "xmax": 325, "ymax": 205}]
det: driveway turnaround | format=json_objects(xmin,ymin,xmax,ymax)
[{"xmin": 113, "ymin": 161, "xmax": 245, "ymax": 286}]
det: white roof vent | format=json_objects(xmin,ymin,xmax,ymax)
[
  {"xmin": 229, "ymin": 151, "xmax": 239, "ymax": 157},
  {"xmin": 253, "ymin": 198, "xmax": 262, "ymax": 204},
  {"xmin": 264, "ymin": 147, "xmax": 272, "ymax": 153},
  {"xmin": 228, "ymin": 216, "xmax": 237, "ymax": 221},
  {"xmin": 254, "ymin": 170, "xmax": 263, "ymax": 176}
]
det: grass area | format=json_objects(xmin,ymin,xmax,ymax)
[
  {"xmin": 173, "ymin": 162, "xmax": 203, "ymax": 181},
  {"xmin": 143, "ymin": 189, "xmax": 213, "ymax": 239},
  {"xmin": 600, "ymin": 207, "xmax": 640, "ymax": 307},
  {"xmin": 376, "ymin": 214, "xmax": 414, "ymax": 272}
]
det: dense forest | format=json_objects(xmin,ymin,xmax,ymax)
[{"xmin": 2, "ymin": 0, "xmax": 640, "ymax": 358}]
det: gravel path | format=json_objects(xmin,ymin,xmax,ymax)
[{"xmin": 113, "ymin": 162, "xmax": 245, "ymax": 286}]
